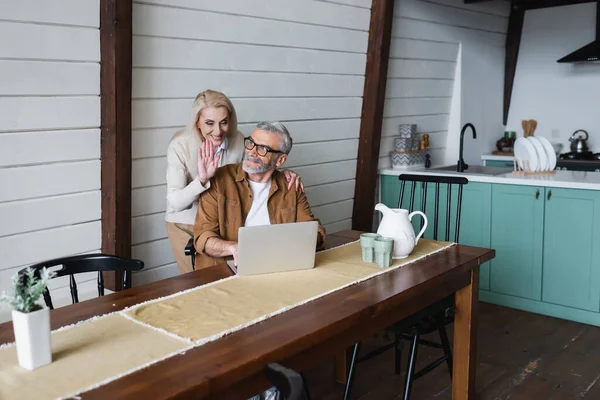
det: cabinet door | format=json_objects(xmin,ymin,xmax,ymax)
[
  {"xmin": 380, "ymin": 175, "xmax": 422, "ymax": 209},
  {"xmin": 380, "ymin": 175, "xmax": 422, "ymax": 232},
  {"xmin": 490, "ymin": 184, "xmax": 544, "ymax": 300},
  {"xmin": 420, "ymin": 182, "xmax": 492, "ymax": 289},
  {"xmin": 380, "ymin": 175, "xmax": 401, "ymax": 208},
  {"xmin": 461, "ymin": 183, "xmax": 492, "ymax": 290},
  {"xmin": 543, "ymin": 188, "xmax": 600, "ymax": 311}
]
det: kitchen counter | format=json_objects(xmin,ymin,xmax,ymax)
[{"xmin": 379, "ymin": 168, "xmax": 600, "ymax": 190}]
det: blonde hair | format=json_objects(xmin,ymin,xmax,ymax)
[{"xmin": 184, "ymin": 89, "xmax": 238, "ymax": 142}]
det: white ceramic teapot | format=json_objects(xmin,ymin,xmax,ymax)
[{"xmin": 375, "ymin": 203, "xmax": 428, "ymax": 259}]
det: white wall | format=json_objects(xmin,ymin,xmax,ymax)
[
  {"xmin": 378, "ymin": 0, "xmax": 509, "ymax": 169},
  {"xmin": 458, "ymin": 38, "xmax": 506, "ymax": 166},
  {"xmin": 130, "ymin": 0, "xmax": 372, "ymax": 284},
  {"xmin": 0, "ymin": 0, "xmax": 101, "ymax": 322},
  {"xmin": 506, "ymin": 2, "xmax": 599, "ymax": 151}
]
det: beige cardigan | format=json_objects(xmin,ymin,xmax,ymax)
[{"xmin": 165, "ymin": 129, "xmax": 245, "ymax": 224}]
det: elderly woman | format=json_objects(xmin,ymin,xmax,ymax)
[{"xmin": 166, "ymin": 90, "xmax": 303, "ymax": 274}]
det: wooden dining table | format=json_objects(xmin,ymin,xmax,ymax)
[{"xmin": 0, "ymin": 230, "xmax": 494, "ymax": 399}]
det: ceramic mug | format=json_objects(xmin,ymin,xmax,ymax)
[
  {"xmin": 374, "ymin": 236, "xmax": 394, "ymax": 268},
  {"xmin": 360, "ymin": 233, "xmax": 380, "ymax": 263}
]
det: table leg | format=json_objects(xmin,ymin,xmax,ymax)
[
  {"xmin": 452, "ymin": 268, "xmax": 479, "ymax": 399},
  {"xmin": 335, "ymin": 350, "xmax": 347, "ymax": 384}
]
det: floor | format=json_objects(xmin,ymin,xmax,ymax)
[{"xmin": 303, "ymin": 302, "xmax": 600, "ymax": 400}]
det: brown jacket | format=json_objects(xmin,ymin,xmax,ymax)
[{"xmin": 193, "ymin": 163, "xmax": 326, "ymax": 269}]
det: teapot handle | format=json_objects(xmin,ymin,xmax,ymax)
[
  {"xmin": 408, "ymin": 211, "xmax": 428, "ymax": 245},
  {"xmin": 571, "ymin": 129, "xmax": 589, "ymax": 141}
]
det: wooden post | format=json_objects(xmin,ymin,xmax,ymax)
[
  {"xmin": 596, "ymin": 0, "xmax": 599, "ymax": 41},
  {"xmin": 351, "ymin": 0, "xmax": 395, "ymax": 232},
  {"xmin": 100, "ymin": 0, "xmax": 133, "ymax": 291},
  {"xmin": 503, "ymin": 3, "xmax": 524, "ymax": 126}
]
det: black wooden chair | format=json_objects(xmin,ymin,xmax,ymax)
[
  {"xmin": 20, "ymin": 254, "xmax": 144, "ymax": 310},
  {"xmin": 264, "ymin": 363, "xmax": 310, "ymax": 400},
  {"xmin": 185, "ymin": 238, "xmax": 196, "ymax": 271},
  {"xmin": 344, "ymin": 174, "xmax": 469, "ymax": 400}
]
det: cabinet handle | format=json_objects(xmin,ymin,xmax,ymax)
[
  {"xmin": 535, "ymin": 189, "xmax": 539, "ymax": 199},
  {"xmin": 547, "ymin": 190, "xmax": 552, "ymax": 200}
]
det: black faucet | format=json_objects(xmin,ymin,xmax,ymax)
[{"xmin": 457, "ymin": 123, "xmax": 477, "ymax": 172}]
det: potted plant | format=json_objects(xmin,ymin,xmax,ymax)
[{"xmin": 0, "ymin": 267, "xmax": 54, "ymax": 370}]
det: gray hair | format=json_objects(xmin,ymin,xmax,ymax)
[{"xmin": 255, "ymin": 121, "xmax": 293, "ymax": 154}]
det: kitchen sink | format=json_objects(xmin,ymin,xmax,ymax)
[{"xmin": 429, "ymin": 165, "xmax": 512, "ymax": 176}]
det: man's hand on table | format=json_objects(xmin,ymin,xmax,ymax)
[
  {"xmin": 205, "ymin": 237, "xmax": 239, "ymax": 265},
  {"xmin": 228, "ymin": 242, "xmax": 239, "ymax": 266}
]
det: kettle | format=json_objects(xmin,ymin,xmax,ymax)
[{"xmin": 569, "ymin": 129, "xmax": 590, "ymax": 153}]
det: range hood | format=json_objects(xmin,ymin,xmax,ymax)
[
  {"xmin": 557, "ymin": 0, "xmax": 599, "ymax": 63},
  {"xmin": 557, "ymin": 40, "xmax": 600, "ymax": 63}
]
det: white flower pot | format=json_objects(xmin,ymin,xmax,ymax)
[{"xmin": 12, "ymin": 308, "xmax": 52, "ymax": 370}]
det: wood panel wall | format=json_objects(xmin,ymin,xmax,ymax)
[{"xmin": 0, "ymin": 0, "xmax": 102, "ymax": 322}]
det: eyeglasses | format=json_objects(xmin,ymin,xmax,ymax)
[{"xmin": 244, "ymin": 137, "xmax": 285, "ymax": 157}]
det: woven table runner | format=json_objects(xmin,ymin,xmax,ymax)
[
  {"xmin": 0, "ymin": 314, "xmax": 190, "ymax": 400},
  {"xmin": 0, "ymin": 239, "xmax": 453, "ymax": 399}
]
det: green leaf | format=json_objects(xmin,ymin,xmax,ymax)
[{"xmin": 0, "ymin": 267, "xmax": 55, "ymax": 313}]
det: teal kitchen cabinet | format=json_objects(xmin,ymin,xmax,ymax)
[
  {"xmin": 459, "ymin": 183, "xmax": 492, "ymax": 290},
  {"xmin": 380, "ymin": 175, "xmax": 401, "ymax": 208},
  {"xmin": 490, "ymin": 184, "xmax": 544, "ymax": 300},
  {"xmin": 542, "ymin": 188, "xmax": 600, "ymax": 312},
  {"xmin": 419, "ymin": 183, "xmax": 492, "ymax": 290},
  {"xmin": 379, "ymin": 176, "xmax": 491, "ymax": 289},
  {"xmin": 381, "ymin": 171, "xmax": 600, "ymax": 326},
  {"xmin": 380, "ymin": 175, "xmax": 422, "ymax": 210},
  {"xmin": 380, "ymin": 175, "xmax": 423, "ymax": 232}
]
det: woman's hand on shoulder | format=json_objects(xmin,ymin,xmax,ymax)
[
  {"xmin": 282, "ymin": 169, "xmax": 304, "ymax": 192},
  {"xmin": 197, "ymin": 140, "xmax": 220, "ymax": 186}
]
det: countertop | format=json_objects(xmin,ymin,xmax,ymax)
[{"xmin": 379, "ymin": 168, "xmax": 600, "ymax": 190}]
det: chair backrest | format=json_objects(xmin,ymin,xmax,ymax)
[
  {"xmin": 397, "ymin": 174, "xmax": 469, "ymax": 243},
  {"xmin": 264, "ymin": 363, "xmax": 308, "ymax": 400},
  {"xmin": 20, "ymin": 254, "xmax": 144, "ymax": 310}
]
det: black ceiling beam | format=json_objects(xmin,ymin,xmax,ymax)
[
  {"xmin": 516, "ymin": 0, "xmax": 594, "ymax": 10},
  {"xmin": 596, "ymin": 0, "xmax": 599, "ymax": 40},
  {"xmin": 503, "ymin": 3, "xmax": 525, "ymax": 126},
  {"xmin": 466, "ymin": 0, "xmax": 594, "ymax": 9}
]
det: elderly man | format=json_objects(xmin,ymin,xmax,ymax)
[{"xmin": 193, "ymin": 121, "xmax": 326, "ymax": 269}]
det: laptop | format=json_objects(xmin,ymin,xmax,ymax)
[{"xmin": 227, "ymin": 221, "xmax": 319, "ymax": 276}]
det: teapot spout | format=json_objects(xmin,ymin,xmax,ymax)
[{"xmin": 375, "ymin": 203, "xmax": 390, "ymax": 215}]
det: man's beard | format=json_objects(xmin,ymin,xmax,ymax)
[{"xmin": 242, "ymin": 153, "xmax": 277, "ymax": 174}]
